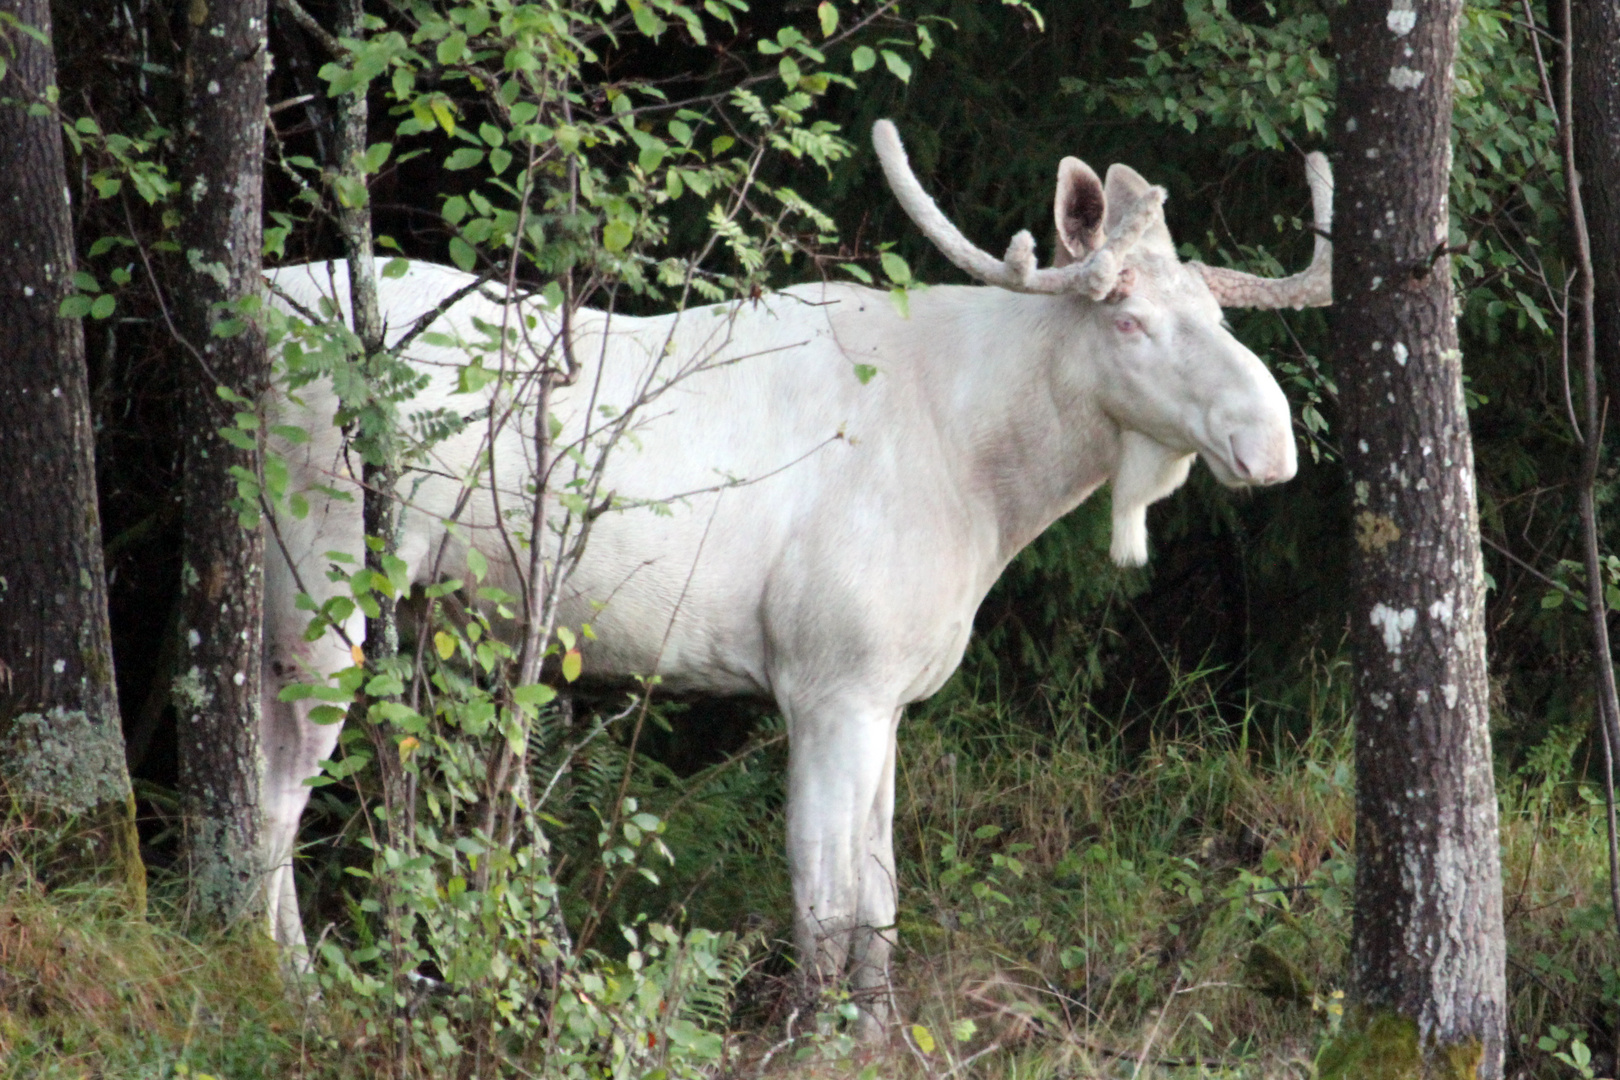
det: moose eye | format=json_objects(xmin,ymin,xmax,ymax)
[{"xmin": 1114, "ymin": 315, "xmax": 1142, "ymax": 335}]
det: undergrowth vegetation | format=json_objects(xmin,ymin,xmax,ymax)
[{"xmin": 2, "ymin": 658, "xmax": 1614, "ymax": 1078}]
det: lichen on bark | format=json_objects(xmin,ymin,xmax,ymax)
[
  {"xmin": 0, "ymin": 709, "xmax": 147, "ymax": 910},
  {"xmin": 2, "ymin": 707, "xmax": 131, "ymax": 815}
]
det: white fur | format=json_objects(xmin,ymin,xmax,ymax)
[{"xmin": 259, "ymin": 157, "xmax": 1303, "ymax": 1032}]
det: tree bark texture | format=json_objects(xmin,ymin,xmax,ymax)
[
  {"xmin": 0, "ymin": 0, "xmax": 144, "ymax": 903},
  {"xmin": 175, "ymin": 0, "xmax": 270, "ymax": 925},
  {"xmin": 1569, "ymin": 0, "xmax": 1620, "ymax": 949},
  {"xmin": 1572, "ymin": 0, "xmax": 1620, "ymax": 404},
  {"xmin": 1328, "ymin": 0, "xmax": 1507, "ymax": 1075}
]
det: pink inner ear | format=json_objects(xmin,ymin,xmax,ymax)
[{"xmin": 1054, "ymin": 157, "xmax": 1106, "ymax": 265}]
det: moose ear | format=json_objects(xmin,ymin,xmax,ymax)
[
  {"xmin": 1104, "ymin": 162, "xmax": 1175, "ymax": 255},
  {"xmin": 1052, "ymin": 157, "xmax": 1106, "ymax": 268},
  {"xmin": 1102, "ymin": 163, "xmax": 1156, "ymax": 233}
]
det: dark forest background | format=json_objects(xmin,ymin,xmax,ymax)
[{"xmin": 54, "ymin": 0, "xmax": 1579, "ymax": 804}]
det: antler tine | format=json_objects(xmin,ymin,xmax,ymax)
[
  {"xmin": 873, "ymin": 120, "xmax": 1158, "ymax": 298},
  {"xmin": 872, "ymin": 120, "xmax": 1037, "ymax": 290},
  {"xmin": 1193, "ymin": 150, "xmax": 1334, "ymax": 310}
]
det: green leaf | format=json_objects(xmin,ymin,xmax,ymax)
[
  {"xmin": 512, "ymin": 683, "xmax": 557, "ymax": 706},
  {"xmin": 309, "ymin": 705, "xmax": 347, "ymax": 726},
  {"xmin": 1515, "ymin": 290, "xmax": 1550, "ymax": 334},
  {"xmin": 448, "ymin": 236, "xmax": 477, "ymax": 272},
  {"xmin": 603, "ymin": 219, "xmax": 634, "ymax": 253},
  {"xmin": 466, "ymin": 547, "xmax": 488, "ymax": 582},
  {"xmin": 561, "ymin": 648, "xmax": 582, "ymax": 683},
  {"xmin": 59, "ymin": 294, "xmax": 93, "ymax": 318},
  {"xmin": 89, "ymin": 293, "xmax": 116, "ymax": 320},
  {"xmin": 851, "ymin": 45, "xmax": 875, "ymax": 72},
  {"xmin": 881, "ymin": 50, "xmax": 911, "ymax": 83},
  {"xmin": 840, "ymin": 262, "xmax": 873, "ymax": 284},
  {"xmin": 818, "ymin": 1, "xmax": 838, "ymax": 37},
  {"xmin": 361, "ymin": 141, "xmax": 393, "ymax": 174},
  {"xmin": 633, "ymin": 6, "xmax": 667, "ymax": 38},
  {"xmin": 879, "ymin": 251, "xmax": 911, "ymax": 285},
  {"xmin": 382, "ymin": 257, "xmax": 410, "ymax": 279},
  {"xmin": 911, "ymin": 1025, "xmax": 935, "ymax": 1054},
  {"xmin": 443, "ymin": 195, "xmax": 469, "ymax": 226},
  {"xmin": 457, "ymin": 362, "xmax": 495, "ymax": 394},
  {"xmin": 779, "ymin": 56, "xmax": 801, "ymax": 89},
  {"xmin": 853, "ymin": 363, "xmax": 877, "ymax": 384},
  {"xmin": 436, "ymin": 32, "xmax": 466, "ymax": 64},
  {"xmin": 637, "ymin": 140, "xmax": 665, "ymax": 174},
  {"xmin": 445, "ymin": 147, "xmax": 484, "ymax": 171}
]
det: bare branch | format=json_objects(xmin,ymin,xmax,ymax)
[{"xmin": 274, "ymin": 0, "xmax": 342, "ymax": 58}]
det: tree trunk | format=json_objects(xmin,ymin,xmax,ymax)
[
  {"xmin": 1573, "ymin": 0, "xmax": 1620, "ymax": 405},
  {"xmin": 175, "ymin": 0, "xmax": 270, "ymax": 926},
  {"xmin": 1324, "ymin": 0, "xmax": 1507, "ymax": 1076},
  {"xmin": 0, "ymin": 0, "xmax": 145, "ymax": 905}
]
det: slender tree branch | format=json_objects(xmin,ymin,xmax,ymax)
[{"xmin": 273, "ymin": 0, "xmax": 342, "ymax": 57}]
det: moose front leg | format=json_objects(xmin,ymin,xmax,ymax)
[
  {"xmin": 784, "ymin": 695, "xmax": 900, "ymax": 1038},
  {"xmin": 847, "ymin": 710, "xmax": 901, "ymax": 1040}
]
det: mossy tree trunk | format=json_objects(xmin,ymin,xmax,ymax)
[
  {"xmin": 1327, "ymin": 0, "xmax": 1507, "ymax": 1076},
  {"xmin": 174, "ymin": 0, "xmax": 270, "ymax": 927},
  {"xmin": 0, "ymin": 0, "xmax": 145, "ymax": 906}
]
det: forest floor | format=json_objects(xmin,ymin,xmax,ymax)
[{"xmin": 0, "ymin": 670, "xmax": 1613, "ymax": 1079}]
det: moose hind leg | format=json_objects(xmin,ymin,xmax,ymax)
[{"xmin": 260, "ymin": 632, "xmax": 350, "ymax": 959}]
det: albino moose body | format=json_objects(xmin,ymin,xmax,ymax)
[{"xmin": 261, "ymin": 123, "xmax": 1331, "ymax": 1033}]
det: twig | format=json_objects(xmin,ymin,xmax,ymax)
[
  {"xmin": 273, "ymin": 0, "xmax": 342, "ymax": 57},
  {"xmin": 1480, "ymin": 533, "xmax": 1563, "ymax": 593}
]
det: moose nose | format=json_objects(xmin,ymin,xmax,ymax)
[{"xmin": 1229, "ymin": 432, "xmax": 1296, "ymax": 485}]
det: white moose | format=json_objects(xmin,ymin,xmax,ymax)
[{"xmin": 261, "ymin": 121, "xmax": 1332, "ymax": 1034}]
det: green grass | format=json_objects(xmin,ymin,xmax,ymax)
[
  {"xmin": 2, "ymin": 663, "xmax": 1616, "ymax": 1078},
  {"xmin": 0, "ymin": 880, "xmax": 313, "ymax": 1078}
]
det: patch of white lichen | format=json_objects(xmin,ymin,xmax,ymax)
[{"xmin": 1, "ymin": 706, "xmax": 132, "ymax": 813}]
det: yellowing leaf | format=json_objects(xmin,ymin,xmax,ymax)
[
  {"xmin": 603, "ymin": 219, "xmax": 633, "ymax": 253},
  {"xmin": 911, "ymin": 1024, "xmax": 935, "ymax": 1054},
  {"xmin": 434, "ymin": 631, "xmax": 456, "ymax": 660},
  {"xmin": 398, "ymin": 736, "xmax": 420, "ymax": 762},
  {"xmin": 430, "ymin": 98, "xmax": 456, "ymax": 135},
  {"xmin": 561, "ymin": 648, "xmax": 582, "ymax": 683},
  {"xmin": 351, "ymin": 644, "xmax": 365, "ymax": 666},
  {"xmin": 818, "ymin": 1, "xmax": 838, "ymax": 37}
]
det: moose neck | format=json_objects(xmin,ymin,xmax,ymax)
[{"xmin": 906, "ymin": 285, "xmax": 1124, "ymax": 568}]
